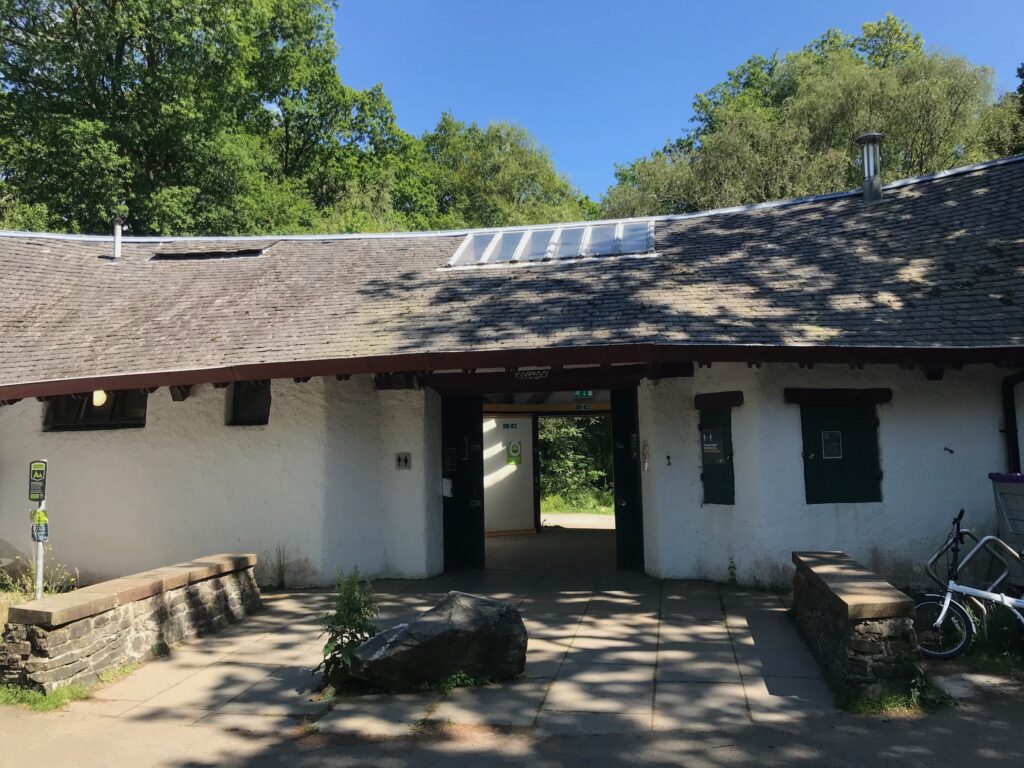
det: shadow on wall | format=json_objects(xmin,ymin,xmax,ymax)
[{"xmin": 0, "ymin": 538, "xmax": 26, "ymax": 568}]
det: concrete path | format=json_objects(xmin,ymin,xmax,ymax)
[
  {"xmin": 540, "ymin": 512, "xmax": 615, "ymax": 529},
  {"xmin": 5, "ymin": 692, "xmax": 1024, "ymax": 767},
  {"xmin": 69, "ymin": 570, "xmax": 832, "ymax": 737}
]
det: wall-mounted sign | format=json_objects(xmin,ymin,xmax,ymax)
[
  {"xmin": 28, "ymin": 460, "xmax": 47, "ymax": 502},
  {"xmin": 701, "ymin": 428, "xmax": 726, "ymax": 464},
  {"xmin": 513, "ymin": 370, "xmax": 550, "ymax": 381},
  {"xmin": 574, "ymin": 403, "xmax": 592, "ymax": 412},
  {"xmin": 502, "ymin": 422, "xmax": 519, "ymax": 429},
  {"xmin": 506, "ymin": 441, "xmax": 522, "ymax": 465},
  {"xmin": 821, "ymin": 430, "xmax": 843, "ymax": 460},
  {"xmin": 573, "ymin": 390, "xmax": 594, "ymax": 400}
]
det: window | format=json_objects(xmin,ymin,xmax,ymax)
[
  {"xmin": 799, "ymin": 404, "xmax": 882, "ymax": 504},
  {"xmin": 446, "ymin": 220, "xmax": 655, "ymax": 268},
  {"xmin": 694, "ymin": 391, "xmax": 743, "ymax": 505},
  {"xmin": 227, "ymin": 381, "xmax": 271, "ymax": 426},
  {"xmin": 43, "ymin": 391, "xmax": 148, "ymax": 431}
]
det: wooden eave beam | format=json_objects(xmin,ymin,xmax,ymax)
[{"xmin": 0, "ymin": 343, "xmax": 1020, "ymax": 402}]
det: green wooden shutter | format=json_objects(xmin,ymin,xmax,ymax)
[
  {"xmin": 699, "ymin": 407, "xmax": 735, "ymax": 505},
  {"xmin": 800, "ymin": 404, "xmax": 882, "ymax": 504}
]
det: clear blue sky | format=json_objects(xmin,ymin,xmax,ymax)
[{"xmin": 333, "ymin": 1, "xmax": 1023, "ymax": 199}]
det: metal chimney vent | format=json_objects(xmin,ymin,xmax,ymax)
[
  {"xmin": 112, "ymin": 216, "xmax": 123, "ymax": 260},
  {"xmin": 857, "ymin": 132, "xmax": 883, "ymax": 203}
]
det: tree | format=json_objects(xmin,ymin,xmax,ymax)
[
  {"xmin": 0, "ymin": 1, "xmax": 593, "ymax": 235},
  {"xmin": 422, "ymin": 114, "xmax": 594, "ymax": 229},
  {"xmin": 537, "ymin": 416, "xmax": 612, "ymax": 503},
  {"xmin": 602, "ymin": 16, "xmax": 1024, "ymax": 217}
]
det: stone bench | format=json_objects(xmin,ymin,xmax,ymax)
[
  {"xmin": 1, "ymin": 554, "xmax": 262, "ymax": 693},
  {"xmin": 792, "ymin": 551, "xmax": 919, "ymax": 697}
]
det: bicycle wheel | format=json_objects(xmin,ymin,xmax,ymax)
[{"xmin": 914, "ymin": 596, "xmax": 974, "ymax": 659}]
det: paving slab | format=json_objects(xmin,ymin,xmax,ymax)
[
  {"xmin": 523, "ymin": 639, "xmax": 570, "ymax": 678},
  {"xmin": 659, "ymin": 623, "xmax": 732, "ymax": 644},
  {"xmin": 544, "ymin": 662, "xmax": 655, "ymax": 714},
  {"xmin": 68, "ymin": 698, "xmax": 142, "ymax": 717},
  {"xmin": 430, "ymin": 680, "xmax": 549, "ymax": 727},
  {"xmin": 121, "ymin": 705, "xmax": 212, "ymax": 726},
  {"xmin": 192, "ymin": 711, "xmax": 316, "ymax": 734},
  {"xmin": 217, "ymin": 664, "xmax": 327, "ymax": 716},
  {"xmin": 742, "ymin": 675, "xmax": 835, "ymax": 722},
  {"xmin": 317, "ymin": 693, "xmax": 441, "ymax": 737},
  {"xmin": 731, "ymin": 644, "xmax": 822, "ymax": 679},
  {"xmin": 653, "ymin": 681, "xmax": 751, "ymax": 731},
  {"xmin": 93, "ymin": 653, "xmax": 216, "ymax": 702},
  {"xmin": 536, "ymin": 710, "xmax": 653, "ymax": 735},
  {"xmin": 656, "ymin": 644, "xmax": 743, "ymax": 684},
  {"xmin": 141, "ymin": 662, "xmax": 277, "ymax": 710},
  {"xmin": 566, "ymin": 644, "xmax": 659, "ymax": 665}
]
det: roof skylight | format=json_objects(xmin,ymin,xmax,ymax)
[{"xmin": 445, "ymin": 220, "xmax": 655, "ymax": 269}]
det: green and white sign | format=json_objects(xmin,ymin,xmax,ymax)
[
  {"xmin": 506, "ymin": 441, "xmax": 522, "ymax": 465},
  {"xmin": 573, "ymin": 390, "xmax": 594, "ymax": 400},
  {"xmin": 28, "ymin": 460, "xmax": 47, "ymax": 502}
]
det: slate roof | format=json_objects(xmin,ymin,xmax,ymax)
[{"xmin": 1, "ymin": 156, "xmax": 1023, "ymax": 397}]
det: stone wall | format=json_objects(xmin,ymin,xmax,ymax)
[
  {"xmin": 0, "ymin": 554, "xmax": 261, "ymax": 694},
  {"xmin": 792, "ymin": 551, "xmax": 920, "ymax": 698}
]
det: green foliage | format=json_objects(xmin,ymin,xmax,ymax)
[
  {"xmin": 425, "ymin": 671, "xmax": 491, "ymax": 696},
  {"xmin": 0, "ymin": 1, "xmax": 592, "ymax": 235},
  {"xmin": 838, "ymin": 649, "xmax": 949, "ymax": 714},
  {"xmin": 0, "ymin": 683, "xmax": 91, "ymax": 711},
  {"xmin": 0, "ymin": 546, "xmax": 79, "ymax": 598},
  {"xmin": 317, "ymin": 568, "xmax": 378, "ymax": 688},
  {"xmin": 97, "ymin": 664, "xmax": 140, "ymax": 684},
  {"xmin": 837, "ymin": 682, "xmax": 951, "ymax": 715},
  {"xmin": 962, "ymin": 606, "xmax": 1024, "ymax": 679},
  {"xmin": 422, "ymin": 113, "xmax": 593, "ymax": 228},
  {"xmin": 537, "ymin": 416, "xmax": 612, "ymax": 504},
  {"xmin": 603, "ymin": 15, "xmax": 1024, "ymax": 217},
  {"xmin": 541, "ymin": 489, "xmax": 614, "ymax": 516}
]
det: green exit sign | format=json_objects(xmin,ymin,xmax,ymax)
[{"xmin": 573, "ymin": 390, "xmax": 594, "ymax": 400}]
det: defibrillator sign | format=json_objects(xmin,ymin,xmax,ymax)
[
  {"xmin": 506, "ymin": 441, "xmax": 522, "ymax": 465},
  {"xmin": 28, "ymin": 460, "xmax": 47, "ymax": 502}
]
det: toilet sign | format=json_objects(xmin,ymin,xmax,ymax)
[{"xmin": 28, "ymin": 460, "xmax": 47, "ymax": 502}]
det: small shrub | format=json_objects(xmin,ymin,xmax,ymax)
[
  {"xmin": 963, "ymin": 606, "xmax": 1024, "ymax": 679},
  {"xmin": 0, "ymin": 683, "xmax": 91, "ymax": 712},
  {"xmin": 0, "ymin": 546, "xmax": 78, "ymax": 598},
  {"xmin": 316, "ymin": 568, "xmax": 378, "ymax": 688},
  {"xmin": 428, "ymin": 671, "xmax": 491, "ymax": 696},
  {"xmin": 541, "ymin": 489, "xmax": 614, "ymax": 516}
]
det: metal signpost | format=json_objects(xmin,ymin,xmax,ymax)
[{"xmin": 28, "ymin": 460, "xmax": 47, "ymax": 600}]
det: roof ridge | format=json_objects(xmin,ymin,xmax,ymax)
[{"xmin": 2, "ymin": 154, "xmax": 1021, "ymax": 244}]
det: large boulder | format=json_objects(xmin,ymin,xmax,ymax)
[{"xmin": 349, "ymin": 591, "xmax": 527, "ymax": 692}]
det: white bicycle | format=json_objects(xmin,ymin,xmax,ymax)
[{"xmin": 915, "ymin": 509, "xmax": 1024, "ymax": 659}]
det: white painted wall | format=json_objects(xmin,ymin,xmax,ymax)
[
  {"xmin": 639, "ymin": 364, "xmax": 1008, "ymax": 587},
  {"xmin": 1, "ymin": 362, "xmax": 1012, "ymax": 589},
  {"xmin": 0, "ymin": 377, "xmax": 443, "ymax": 587},
  {"xmin": 483, "ymin": 417, "xmax": 534, "ymax": 532}
]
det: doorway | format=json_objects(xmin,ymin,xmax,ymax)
[
  {"xmin": 535, "ymin": 413, "xmax": 614, "ymax": 531},
  {"xmin": 441, "ymin": 388, "xmax": 644, "ymax": 572}
]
